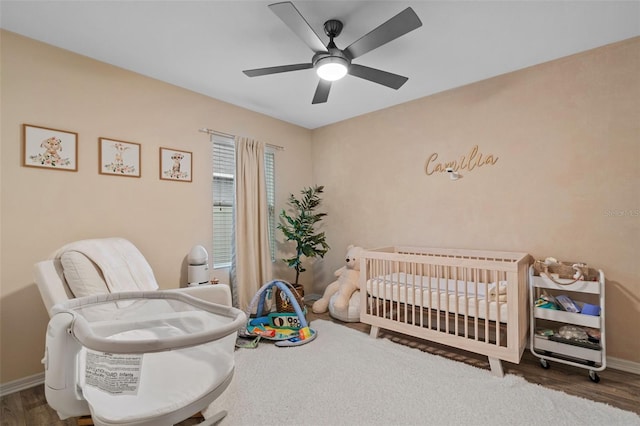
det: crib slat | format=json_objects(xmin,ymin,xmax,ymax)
[
  {"xmin": 381, "ymin": 259, "xmax": 387, "ymax": 319},
  {"xmin": 453, "ymin": 265, "xmax": 459, "ymax": 337},
  {"xmin": 484, "ymin": 269, "xmax": 489, "ymax": 344},
  {"xmin": 394, "ymin": 260, "xmax": 399, "ymax": 321},
  {"xmin": 495, "ymin": 269, "xmax": 501, "ymax": 347},
  {"xmin": 427, "ymin": 263, "xmax": 432, "ymax": 330},
  {"xmin": 403, "ymin": 261, "xmax": 408, "ymax": 325},
  {"xmin": 473, "ymin": 268, "xmax": 479, "ymax": 342},
  {"xmin": 436, "ymin": 265, "xmax": 441, "ymax": 332},
  {"xmin": 444, "ymin": 265, "xmax": 450, "ymax": 335},
  {"xmin": 376, "ymin": 259, "xmax": 380, "ymax": 317},
  {"xmin": 463, "ymin": 267, "xmax": 469, "ymax": 339}
]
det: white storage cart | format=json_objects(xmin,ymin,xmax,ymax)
[{"xmin": 529, "ymin": 263, "xmax": 605, "ymax": 382}]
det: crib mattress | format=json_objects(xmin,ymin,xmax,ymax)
[{"xmin": 366, "ymin": 273, "xmax": 509, "ymax": 323}]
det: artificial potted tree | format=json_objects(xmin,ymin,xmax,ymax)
[{"xmin": 277, "ymin": 185, "xmax": 330, "ymax": 310}]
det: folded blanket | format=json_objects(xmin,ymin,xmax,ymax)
[{"xmin": 53, "ymin": 238, "xmax": 159, "ymax": 293}]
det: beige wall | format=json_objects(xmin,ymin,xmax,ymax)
[
  {"xmin": 1, "ymin": 29, "xmax": 638, "ymax": 385},
  {"xmin": 0, "ymin": 30, "xmax": 313, "ymax": 383},
  {"xmin": 311, "ymin": 37, "xmax": 640, "ymax": 363}
]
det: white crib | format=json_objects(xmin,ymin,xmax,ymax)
[{"xmin": 360, "ymin": 246, "xmax": 530, "ymax": 376}]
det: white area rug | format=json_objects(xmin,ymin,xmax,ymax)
[{"xmin": 208, "ymin": 320, "xmax": 639, "ymax": 426}]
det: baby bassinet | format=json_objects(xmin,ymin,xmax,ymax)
[{"xmin": 44, "ymin": 291, "xmax": 246, "ymax": 426}]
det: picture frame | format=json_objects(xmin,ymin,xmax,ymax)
[
  {"xmin": 159, "ymin": 147, "xmax": 192, "ymax": 182},
  {"xmin": 23, "ymin": 124, "xmax": 78, "ymax": 171},
  {"xmin": 99, "ymin": 137, "xmax": 141, "ymax": 178}
]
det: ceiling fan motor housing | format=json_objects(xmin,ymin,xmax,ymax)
[
  {"xmin": 313, "ymin": 19, "xmax": 350, "ymax": 72},
  {"xmin": 324, "ymin": 19, "xmax": 343, "ymax": 38}
]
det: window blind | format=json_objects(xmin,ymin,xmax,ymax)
[
  {"xmin": 212, "ymin": 136, "xmax": 235, "ymax": 268},
  {"xmin": 212, "ymin": 136, "xmax": 276, "ymax": 268},
  {"xmin": 265, "ymin": 150, "xmax": 276, "ymax": 262}
]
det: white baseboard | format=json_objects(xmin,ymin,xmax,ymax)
[
  {"xmin": 0, "ymin": 372, "xmax": 45, "ymax": 397},
  {"xmin": 607, "ymin": 356, "xmax": 640, "ymax": 375}
]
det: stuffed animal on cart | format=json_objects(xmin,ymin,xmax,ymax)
[{"xmin": 312, "ymin": 245, "xmax": 362, "ymax": 314}]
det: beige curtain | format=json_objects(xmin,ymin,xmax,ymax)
[{"xmin": 231, "ymin": 137, "xmax": 273, "ymax": 311}]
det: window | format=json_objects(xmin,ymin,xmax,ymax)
[
  {"xmin": 212, "ymin": 136, "xmax": 276, "ymax": 268},
  {"xmin": 212, "ymin": 136, "xmax": 235, "ymax": 268},
  {"xmin": 265, "ymin": 150, "xmax": 276, "ymax": 262}
]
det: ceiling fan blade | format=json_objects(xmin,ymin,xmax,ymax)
[
  {"xmin": 344, "ymin": 7, "xmax": 422, "ymax": 60},
  {"xmin": 243, "ymin": 63, "xmax": 313, "ymax": 77},
  {"xmin": 269, "ymin": 1, "xmax": 327, "ymax": 53},
  {"xmin": 348, "ymin": 64, "xmax": 408, "ymax": 90},
  {"xmin": 312, "ymin": 79, "xmax": 331, "ymax": 104}
]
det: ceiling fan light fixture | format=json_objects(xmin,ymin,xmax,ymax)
[{"xmin": 316, "ymin": 56, "xmax": 348, "ymax": 81}]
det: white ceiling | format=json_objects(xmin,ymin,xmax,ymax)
[{"xmin": 1, "ymin": 1, "xmax": 639, "ymax": 129}]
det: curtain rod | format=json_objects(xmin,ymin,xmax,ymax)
[{"xmin": 198, "ymin": 128, "xmax": 284, "ymax": 151}]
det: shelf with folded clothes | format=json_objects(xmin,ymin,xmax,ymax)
[
  {"xmin": 532, "ymin": 336, "xmax": 602, "ymax": 363},
  {"xmin": 529, "ymin": 264, "xmax": 606, "ymax": 381},
  {"xmin": 533, "ymin": 306, "xmax": 600, "ymax": 328}
]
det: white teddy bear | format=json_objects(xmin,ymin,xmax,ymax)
[{"xmin": 312, "ymin": 245, "xmax": 362, "ymax": 314}]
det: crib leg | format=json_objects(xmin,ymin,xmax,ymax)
[
  {"xmin": 369, "ymin": 326, "xmax": 380, "ymax": 338},
  {"xmin": 488, "ymin": 357, "xmax": 504, "ymax": 377}
]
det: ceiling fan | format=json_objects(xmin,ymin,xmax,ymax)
[{"xmin": 243, "ymin": 1, "xmax": 422, "ymax": 104}]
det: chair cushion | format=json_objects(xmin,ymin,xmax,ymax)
[
  {"xmin": 53, "ymin": 238, "xmax": 159, "ymax": 293},
  {"xmin": 60, "ymin": 251, "xmax": 109, "ymax": 298}
]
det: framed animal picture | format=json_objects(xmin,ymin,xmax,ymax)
[
  {"xmin": 23, "ymin": 124, "xmax": 78, "ymax": 171},
  {"xmin": 159, "ymin": 147, "xmax": 192, "ymax": 182},
  {"xmin": 99, "ymin": 138, "xmax": 141, "ymax": 177}
]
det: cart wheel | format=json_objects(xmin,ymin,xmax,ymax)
[
  {"xmin": 540, "ymin": 359, "xmax": 550, "ymax": 369},
  {"xmin": 589, "ymin": 370, "xmax": 600, "ymax": 383}
]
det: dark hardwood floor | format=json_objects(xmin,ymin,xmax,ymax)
[{"xmin": 2, "ymin": 311, "xmax": 638, "ymax": 425}]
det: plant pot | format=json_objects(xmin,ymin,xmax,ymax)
[{"xmin": 275, "ymin": 283, "xmax": 305, "ymax": 313}]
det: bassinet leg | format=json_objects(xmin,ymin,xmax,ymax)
[
  {"xmin": 369, "ymin": 326, "xmax": 380, "ymax": 338},
  {"xmin": 488, "ymin": 357, "xmax": 504, "ymax": 377},
  {"xmin": 199, "ymin": 410, "xmax": 227, "ymax": 426}
]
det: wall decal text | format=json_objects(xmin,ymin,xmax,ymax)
[{"xmin": 425, "ymin": 145, "xmax": 498, "ymax": 175}]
